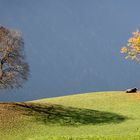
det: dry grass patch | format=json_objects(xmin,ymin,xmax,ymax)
[{"xmin": 0, "ymin": 103, "xmax": 26, "ymax": 131}]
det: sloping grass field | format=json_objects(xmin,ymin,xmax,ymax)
[{"xmin": 1, "ymin": 91, "xmax": 140, "ymax": 140}]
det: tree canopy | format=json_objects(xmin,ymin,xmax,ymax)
[
  {"xmin": 0, "ymin": 26, "xmax": 29, "ymax": 89},
  {"xmin": 121, "ymin": 30, "xmax": 140, "ymax": 62}
]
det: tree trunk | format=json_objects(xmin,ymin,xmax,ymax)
[{"xmin": 0, "ymin": 62, "xmax": 3, "ymax": 79}]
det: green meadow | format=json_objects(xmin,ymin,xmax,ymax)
[{"xmin": 1, "ymin": 91, "xmax": 140, "ymax": 140}]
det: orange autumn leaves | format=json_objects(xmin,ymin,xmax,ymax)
[{"xmin": 121, "ymin": 30, "xmax": 140, "ymax": 61}]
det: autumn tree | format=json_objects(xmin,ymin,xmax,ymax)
[
  {"xmin": 121, "ymin": 30, "xmax": 140, "ymax": 62},
  {"xmin": 0, "ymin": 26, "xmax": 29, "ymax": 88}
]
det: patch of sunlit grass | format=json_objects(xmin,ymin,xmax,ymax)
[{"xmin": 1, "ymin": 91, "xmax": 140, "ymax": 139}]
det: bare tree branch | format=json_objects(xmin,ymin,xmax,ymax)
[{"xmin": 0, "ymin": 26, "xmax": 29, "ymax": 89}]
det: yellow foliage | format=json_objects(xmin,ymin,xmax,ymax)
[
  {"xmin": 121, "ymin": 47, "xmax": 128, "ymax": 53},
  {"xmin": 121, "ymin": 30, "xmax": 140, "ymax": 62}
]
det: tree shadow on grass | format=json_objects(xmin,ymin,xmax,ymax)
[{"xmin": 15, "ymin": 103, "xmax": 128, "ymax": 126}]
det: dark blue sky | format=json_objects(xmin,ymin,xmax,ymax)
[{"xmin": 0, "ymin": 0, "xmax": 140, "ymax": 101}]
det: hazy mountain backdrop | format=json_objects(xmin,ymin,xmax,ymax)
[{"xmin": 0, "ymin": 0, "xmax": 140, "ymax": 101}]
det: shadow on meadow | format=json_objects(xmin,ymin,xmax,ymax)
[{"xmin": 15, "ymin": 103, "xmax": 127, "ymax": 126}]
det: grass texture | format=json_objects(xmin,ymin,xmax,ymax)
[{"xmin": 1, "ymin": 91, "xmax": 140, "ymax": 139}]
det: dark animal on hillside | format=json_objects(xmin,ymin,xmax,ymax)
[{"xmin": 126, "ymin": 88, "xmax": 137, "ymax": 93}]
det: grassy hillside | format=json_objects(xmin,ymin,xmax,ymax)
[{"xmin": 1, "ymin": 91, "xmax": 140, "ymax": 140}]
